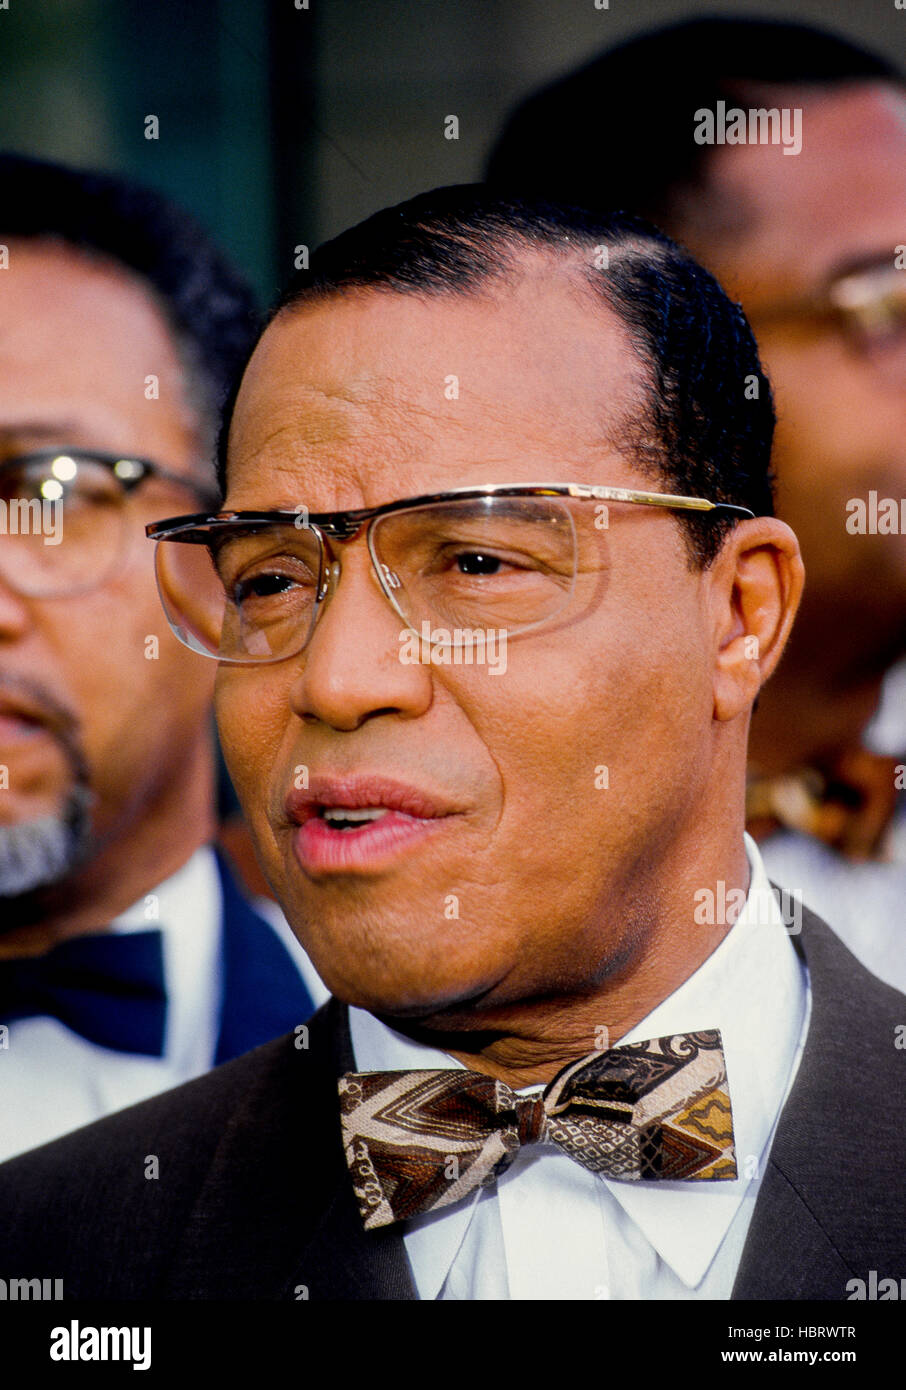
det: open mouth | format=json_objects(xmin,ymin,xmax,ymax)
[
  {"xmin": 286, "ymin": 776, "xmax": 459, "ymax": 872},
  {"xmin": 316, "ymin": 806, "xmax": 396, "ymax": 831},
  {"xmin": 292, "ymin": 801, "xmax": 451, "ymax": 873}
]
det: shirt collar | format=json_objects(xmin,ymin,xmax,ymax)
[
  {"xmin": 349, "ymin": 833, "xmax": 808, "ymax": 1291},
  {"xmin": 109, "ymin": 845, "xmax": 219, "ymax": 936},
  {"xmin": 601, "ymin": 833, "xmax": 808, "ymax": 1286}
]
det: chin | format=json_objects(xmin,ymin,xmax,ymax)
[
  {"xmin": 0, "ymin": 814, "xmax": 81, "ymax": 899},
  {"xmin": 314, "ymin": 949, "xmax": 504, "ymax": 1021}
]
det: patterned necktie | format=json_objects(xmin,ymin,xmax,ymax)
[
  {"xmin": 0, "ymin": 930, "xmax": 167, "ymax": 1055},
  {"xmin": 340, "ymin": 1029, "xmax": 736, "ymax": 1230}
]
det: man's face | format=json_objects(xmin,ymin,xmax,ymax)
[
  {"xmin": 0, "ymin": 240, "xmax": 216, "ymax": 900},
  {"xmin": 217, "ymin": 273, "xmax": 728, "ymax": 1020},
  {"xmin": 688, "ymin": 83, "xmax": 906, "ymax": 656}
]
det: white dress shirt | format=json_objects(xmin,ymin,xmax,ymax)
[
  {"xmin": 349, "ymin": 834, "xmax": 809, "ymax": 1300},
  {"xmin": 0, "ymin": 848, "xmax": 226, "ymax": 1162}
]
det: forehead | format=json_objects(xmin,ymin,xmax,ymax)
[
  {"xmin": 701, "ymin": 83, "xmax": 906, "ymax": 304},
  {"xmin": 0, "ymin": 238, "xmax": 192, "ymax": 447},
  {"xmin": 226, "ymin": 264, "xmax": 647, "ymax": 507}
]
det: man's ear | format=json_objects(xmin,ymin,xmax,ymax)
[{"xmin": 708, "ymin": 518, "xmax": 804, "ymax": 723}]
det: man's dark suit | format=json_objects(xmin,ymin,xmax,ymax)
[{"xmin": 0, "ymin": 906, "xmax": 902, "ymax": 1300}]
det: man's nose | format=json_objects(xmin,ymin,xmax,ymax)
[{"xmin": 288, "ymin": 546, "xmax": 433, "ymax": 731}]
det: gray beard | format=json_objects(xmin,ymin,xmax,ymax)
[{"xmin": 0, "ymin": 789, "xmax": 92, "ymax": 898}]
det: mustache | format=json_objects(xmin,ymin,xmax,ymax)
[{"xmin": 0, "ymin": 670, "xmax": 89, "ymax": 784}]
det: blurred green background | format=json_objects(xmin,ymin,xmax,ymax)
[{"xmin": 0, "ymin": 0, "xmax": 903, "ymax": 306}]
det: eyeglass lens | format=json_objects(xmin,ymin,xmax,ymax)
[
  {"xmin": 154, "ymin": 496, "xmax": 579, "ymax": 663},
  {"xmin": 834, "ymin": 265, "xmax": 906, "ymax": 360},
  {"xmin": 0, "ymin": 455, "xmax": 128, "ymax": 597}
]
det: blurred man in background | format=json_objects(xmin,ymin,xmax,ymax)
[
  {"xmin": 488, "ymin": 17, "xmax": 906, "ymax": 988},
  {"xmin": 0, "ymin": 154, "xmax": 321, "ymax": 1162}
]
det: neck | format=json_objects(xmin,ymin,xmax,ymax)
[
  {"xmin": 0, "ymin": 737, "xmax": 216, "ymax": 956},
  {"xmin": 391, "ymin": 819, "xmax": 751, "ymax": 1089}
]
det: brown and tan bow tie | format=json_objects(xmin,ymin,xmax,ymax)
[{"xmin": 339, "ymin": 1030, "xmax": 736, "ymax": 1230}]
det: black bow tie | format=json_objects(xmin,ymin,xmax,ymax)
[{"xmin": 0, "ymin": 929, "xmax": 167, "ymax": 1055}]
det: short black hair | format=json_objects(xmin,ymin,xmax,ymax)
[
  {"xmin": 486, "ymin": 17, "xmax": 902, "ymax": 235},
  {"xmin": 220, "ymin": 184, "xmax": 774, "ymax": 566},
  {"xmin": 0, "ymin": 152, "xmax": 260, "ymax": 469}
]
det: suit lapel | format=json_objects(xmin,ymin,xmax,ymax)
[
  {"xmin": 731, "ymin": 1161, "xmax": 854, "ymax": 1299},
  {"xmin": 165, "ymin": 998, "xmax": 416, "ymax": 1300},
  {"xmin": 733, "ymin": 903, "xmax": 906, "ymax": 1299},
  {"xmin": 213, "ymin": 850, "xmax": 316, "ymax": 1064},
  {"xmin": 286, "ymin": 998, "xmax": 417, "ymax": 1300},
  {"xmin": 287, "ymin": 1181, "xmax": 418, "ymax": 1300}
]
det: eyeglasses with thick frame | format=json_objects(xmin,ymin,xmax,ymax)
[
  {"xmin": 146, "ymin": 482, "xmax": 756, "ymax": 665},
  {"xmin": 0, "ymin": 448, "xmax": 220, "ymax": 598}
]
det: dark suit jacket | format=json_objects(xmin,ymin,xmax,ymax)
[{"xmin": 0, "ymin": 906, "xmax": 902, "ymax": 1300}]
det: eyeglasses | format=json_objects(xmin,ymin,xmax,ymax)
[
  {"xmin": 146, "ymin": 482, "xmax": 754, "ymax": 666},
  {"xmin": 751, "ymin": 259, "xmax": 906, "ymax": 370},
  {"xmin": 0, "ymin": 448, "xmax": 219, "ymax": 598}
]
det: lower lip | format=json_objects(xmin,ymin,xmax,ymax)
[
  {"xmin": 293, "ymin": 810, "xmax": 451, "ymax": 874},
  {"xmin": 0, "ymin": 714, "xmax": 49, "ymax": 745}
]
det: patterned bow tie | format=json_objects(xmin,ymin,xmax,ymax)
[
  {"xmin": 340, "ymin": 1030, "xmax": 736, "ymax": 1230},
  {"xmin": 0, "ymin": 929, "xmax": 167, "ymax": 1055}
]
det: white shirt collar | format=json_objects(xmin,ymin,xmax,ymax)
[
  {"xmin": 601, "ymin": 835, "xmax": 808, "ymax": 1285},
  {"xmin": 349, "ymin": 833, "xmax": 808, "ymax": 1293}
]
